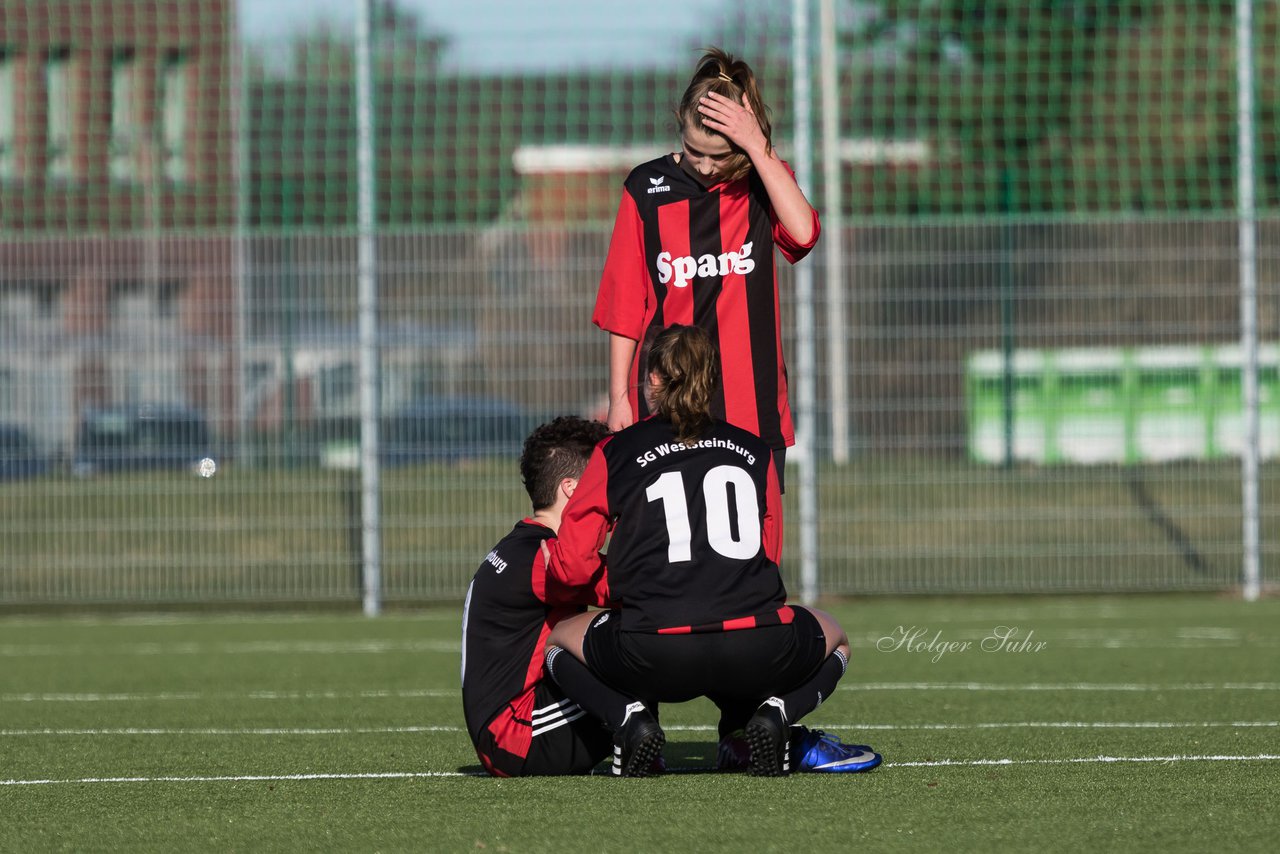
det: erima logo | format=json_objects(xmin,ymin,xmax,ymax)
[
  {"xmin": 647, "ymin": 175, "xmax": 671, "ymax": 194},
  {"xmin": 656, "ymin": 242, "xmax": 756, "ymax": 288},
  {"xmin": 485, "ymin": 550, "xmax": 509, "ymax": 574}
]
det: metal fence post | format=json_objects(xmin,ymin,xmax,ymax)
[
  {"xmin": 793, "ymin": 0, "xmax": 819, "ymax": 605},
  {"xmin": 1236, "ymin": 0, "xmax": 1261, "ymax": 602},
  {"xmin": 356, "ymin": 0, "xmax": 382, "ymax": 616}
]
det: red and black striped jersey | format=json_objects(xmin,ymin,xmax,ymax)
[
  {"xmin": 548, "ymin": 416, "xmax": 787, "ymax": 634},
  {"xmin": 592, "ymin": 155, "xmax": 820, "ymax": 451},
  {"xmin": 461, "ymin": 519, "xmax": 609, "ymax": 770}
]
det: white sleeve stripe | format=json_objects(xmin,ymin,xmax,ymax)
[
  {"xmin": 459, "ymin": 581, "xmax": 474, "ymax": 685},
  {"xmin": 532, "ymin": 697, "xmax": 577, "ymax": 719},
  {"xmin": 531, "ymin": 701, "xmax": 585, "ymax": 727},
  {"xmin": 531, "ymin": 708, "xmax": 588, "ymax": 737}
]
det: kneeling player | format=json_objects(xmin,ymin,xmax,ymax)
[
  {"xmin": 460, "ymin": 416, "xmax": 618, "ymax": 776},
  {"xmin": 543, "ymin": 325, "xmax": 882, "ymax": 776}
]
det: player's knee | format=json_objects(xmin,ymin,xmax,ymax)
[{"xmin": 803, "ymin": 606, "xmax": 849, "ymax": 657}]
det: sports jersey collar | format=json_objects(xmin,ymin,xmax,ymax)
[{"xmin": 669, "ymin": 153, "xmax": 733, "ymax": 193}]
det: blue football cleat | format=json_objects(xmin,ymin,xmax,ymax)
[{"xmin": 792, "ymin": 728, "xmax": 882, "ymax": 773}]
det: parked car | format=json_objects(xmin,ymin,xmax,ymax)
[
  {"xmin": 319, "ymin": 396, "xmax": 530, "ymax": 469},
  {"xmin": 382, "ymin": 396, "xmax": 531, "ymax": 466},
  {"xmin": 72, "ymin": 405, "xmax": 218, "ymax": 477},
  {"xmin": 0, "ymin": 423, "xmax": 49, "ymax": 481}
]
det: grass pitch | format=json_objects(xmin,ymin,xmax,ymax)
[{"xmin": 1, "ymin": 593, "xmax": 1277, "ymax": 852}]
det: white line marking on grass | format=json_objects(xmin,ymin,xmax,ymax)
[
  {"xmin": 5, "ymin": 755, "xmax": 1280, "ymax": 786},
  {"xmin": 0, "ymin": 640, "xmax": 460, "ymax": 657},
  {"xmin": 888, "ymin": 754, "xmax": 1280, "ymax": 768},
  {"xmin": 3, "ymin": 722, "xmax": 1276, "ymax": 737},
  {"xmin": 0, "ymin": 612, "xmax": 461, "ymax": 627},
  {"xmin": 6, "ymin": 683, "xmax": 1280, "ymax": 704},
  {"xmin": 831, "ymin": 721, "xmax": 1280, "ymax": 731},
  {"xmin": 853, "ymin": 682, "xmax": 1280, "ymax": 691},
  {"xmin": 663, "ymin": 721, "xmax": 1280, "ymax": 732},
  {"xmin": 0, "ymin": 689, "xmax": 459, "ymax": 703},
  {"xmin": 0, "ymin": 726, "xmax": 463, "ymax": 736},
  {"xmin": 0, "ymin": 772, "xmax": 476, "ymax": 786}
]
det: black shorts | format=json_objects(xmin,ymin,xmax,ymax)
[
  {"xmin": 582, "ymin": 606, "xmax": 827, "ymax": 706},
  {"xmin": 474, "ymin": 680, "xmax": 613, "ymax": 777}
]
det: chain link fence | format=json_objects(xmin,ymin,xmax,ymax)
[{"xmin": 1, "ymin": 0, "xmax": 1277, "ymax": 605}]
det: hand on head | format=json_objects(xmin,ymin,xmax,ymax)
[{"xmin": 697, "ymin": 92, "xmax": 768, "ymax": 160}]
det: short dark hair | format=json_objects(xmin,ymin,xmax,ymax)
[{"xmin": 520, "ymin": 416, "xmax": 610, "ymax": 510}]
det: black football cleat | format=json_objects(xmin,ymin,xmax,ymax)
[
  {"xmin": 612, "ymin": 702, "xmax": 665, "ymax": 778},
  {"xmin": 745, "ymin": 697, "xmax": 790, "ymax": 777}
]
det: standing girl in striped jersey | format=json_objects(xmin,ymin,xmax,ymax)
[{"xmin": 594, "ymin": 47, "xmax": 820, "ymax": 489}]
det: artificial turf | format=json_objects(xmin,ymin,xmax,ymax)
[{"xmin": 1, "ymin": 593, "xmax": 1276, "ymax": 852}]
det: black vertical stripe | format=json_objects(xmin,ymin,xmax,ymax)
[
  {"xmin": 690, "ymin": 193, "xmax": 726, "ymax": 422},
  {"xmin": 744, "ymin": 177, "xmax": 781, "ymax": 447},
  {"xmin": 638, "ymin": 187, "xmax": 668, "ymax": 421}
]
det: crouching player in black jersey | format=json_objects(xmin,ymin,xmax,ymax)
[
  {"xmin": 544, "ymin": 325, "xmax": 882, "ymax": 776},
  {"xmin": 462, "ymin": 415, "xmax": 636, "ymax": 776}
]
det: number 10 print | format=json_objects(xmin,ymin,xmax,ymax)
[{"xmin": 645, "ymin": 465, "xmax": 761, "ymax": 562}]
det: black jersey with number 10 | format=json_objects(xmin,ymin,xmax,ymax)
[{"xmin": 549, "ymin": 416, "xmax": 788, "ymax": 634}]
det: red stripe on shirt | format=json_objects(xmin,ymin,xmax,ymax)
[
  {"xmin": 592, "ymin": 193, "xmax": 649, "ymax": 340},
  {"xmin": 654, "ymin": 605, "xmax": 793, "ymax": 635},
  {"xmin": 657, "ymin": 200, "xmax": 694, "ymax": 326},
  {"xmin": 485, "ymin": 688, "xmax": 535, "ymax": 762},
  {"xmin": 716, "ymin": 188, "xmax": 760, "ymax": 437}
]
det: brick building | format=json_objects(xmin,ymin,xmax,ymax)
[{"xmin": 0, "ymin": 0, "xmax": 236, "ymax": 452}]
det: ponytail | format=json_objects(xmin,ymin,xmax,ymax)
[
  {"xmin": 646, "ymin": 325, "xmax": 720, "ymax": 445},
  {"xmin": 675, "ymin": 47, "xmax": 773, "ymax": 182}
]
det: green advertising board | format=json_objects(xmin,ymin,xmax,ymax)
[{"xmin": 966, "ymin": 344, "xmax": 1279, "ymax": 465}]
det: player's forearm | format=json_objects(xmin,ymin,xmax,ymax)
[
  {"xmin": 752, "ymin": 151, "xmax": 816, "ymax": 245},
  {"xmin": 608, "ymin": 333, "xmax": 638, "ymax": 408}
]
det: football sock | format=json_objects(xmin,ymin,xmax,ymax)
[
  {"xmin": 709, "ymin": 695, "xmax": 757, "ymax": 738},
  {"xmin": 777, "ymin": 649, "xmax": 847, "ymax": 723},
  {"xmin": 544, "ymin": 646, "xmax": 637, "ymax": 733}
]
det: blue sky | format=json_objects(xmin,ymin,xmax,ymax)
[{"xmin": 241, "ymin": 0, "xmax": 726, "ymax": 71}]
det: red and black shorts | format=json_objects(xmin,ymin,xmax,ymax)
[
  {"xmin": 581, "ymin": 605, "xmax": 827, "ymax": 707},
  {"xmin": 473, "ymin": 679, "xmax": 613, "ymax": 777}
]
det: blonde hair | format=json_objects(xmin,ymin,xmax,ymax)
[
  {"xmin": 646, "ymin": 325, "xmax": 720, "ymax": 445},
  {"xmin": 675, "ymin": 47, "xmax": 773, "ymax": 183}
]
